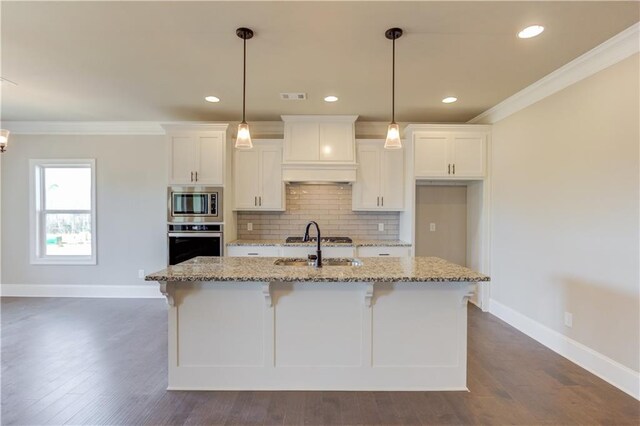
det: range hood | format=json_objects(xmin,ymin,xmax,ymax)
[{"xmin": 281, "ymin": 115, "xmax": 358, "ymax": 183}]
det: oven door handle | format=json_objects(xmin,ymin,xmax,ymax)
[{"xmin": 168, "ymin": 232, "xmax": 223, "ymax": 238}]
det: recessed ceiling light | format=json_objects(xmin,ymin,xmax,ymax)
[
  {"xmin": 205, "ymin": 96, "xmax": 220, "ymax": 103},
  {"xmin": 518, "ymin": 25, "xmax": 544, "ymax": 39},
  {"xmin": 324, "ymin": 95, "xmax": 339, "ymax": 102},
  {"xmin": 442, "ymin": 97, "xmax": 458, "ymax": 104}
]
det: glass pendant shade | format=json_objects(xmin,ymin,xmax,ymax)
[
  {"xmin": 0, "ymin": 129, "xmax": 9, "ymax": 152},
  {"xmin": 235, "ymin": 122, "xmax": 253, "ymax": 149},
  {"xmin": 384, "ymin": 123, "xmax": 401, "ymax": 149}
]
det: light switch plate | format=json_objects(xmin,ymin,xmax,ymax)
[
  {"xmin": 564, "ymin": 312, "xmax": 573, "ymax": 328},
  {"xmin": 138, "ymin": 269, "xmax": 145, "ymax": 279},
  {"xmin": 430, "ymin": 223, "xmax": 436, "ymax": 232},
  {"xmin": 378, "ymin": 223, "xmax": 384, "ymax": 232},
  {"xmin": 247, "ymin": 223, "xmax": 253, "ymax": 231}
]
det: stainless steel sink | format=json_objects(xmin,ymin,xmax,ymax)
[{"xmin": 274, "ymin": 258, "xmax": 363, "ymax": 267}]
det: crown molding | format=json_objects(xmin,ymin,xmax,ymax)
[
  {"xmin": 3, "ymin": 121, "xmax": 168, "ymax": 135},
  {"xmin": 469, "ymin": 22, "xmax": 640, "ymax": 124}
]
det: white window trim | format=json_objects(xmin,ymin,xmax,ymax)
[{"xmin": 29, "ymin": 159, "xmax": 97, "ymax": 265}]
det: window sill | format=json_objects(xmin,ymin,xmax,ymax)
[{"xmin": 30, "ymin": 258, "xmax": 97, "ymax": 266}]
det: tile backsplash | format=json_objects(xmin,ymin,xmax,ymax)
[{"xmin": 237, "ymin": 184, "xmax": 400, "ymax": 240}]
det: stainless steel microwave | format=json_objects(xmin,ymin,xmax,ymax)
[{"xmin": 168, "ymin": 186, "xmax": 223, "ymax": 223}]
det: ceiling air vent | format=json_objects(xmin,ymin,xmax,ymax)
[{"xmin": 280, "ymin": 92, "xmax": 307, "ymax": 101}]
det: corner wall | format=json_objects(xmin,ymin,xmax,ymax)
[
  {"xmin": 1, "ymin": 134, "xmax": 168, "ymax": 296},
  {"xmin": 489, "ymin": 54, "xmax": 639, "ymax": 396}
]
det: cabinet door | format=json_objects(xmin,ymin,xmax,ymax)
[
  {"xmin": 451, "ymin": 134, "xmax": 485, "ymax": 178},
  {"xmin": 196, "ymin": 135, "xmax": 224, "ymax": 185},
  {"xmin": 169, "ymin": 136, "xmax": 198, "ymax": 184},
  {"xmin": 284, "ymin": 122, "xmax": 320, "ymax": 162},
  {"xmin": 259, "ymin": 146, "xmax": 284, "ymax": 210},
  {"xmin": 319, "ymin": 122, "xmax": 354, "ymax": 162},
  {"xmin": 414, "ymin": 134, "xmax": 451, "ymax": 177},
  {"xmin": 234, "ymin": 149, "xmax": 261, "ymax": 209},
  {"xmin": 352, "ymin": 145, "xmax": 381, "ymax": 210},
  {"xmin": 380, "ymin": 148, "xmax": 404, "ymax": 210}
]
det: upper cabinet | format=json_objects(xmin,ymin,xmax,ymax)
[
  {"xmin": 164, "ymin": 124, "xmax": 228, "ymax": 185},
  {"xmin": 407, "ymin": 125, "xmax": 490, "ymax": 179},
  {"xmin": 352, "ymin": 140, "xmax": 404, "ymax": 211},
  {"xmin": 282, "ymin": 115, "xmax": 358, "ymax": 163},
  {"xmin": 281, "ymin": 115, "xmax": 359, "ymax": 183},
  {"xmin": 234, "ymin": 140, "xmax": 285, "ymax": 211}
]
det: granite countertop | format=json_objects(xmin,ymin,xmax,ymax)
[
  {"xmin": 145, "ymin": 256, "xmax": 490, "ymax": 283},
  {"xmin": 226, "ymin": 239, "xmax": 411, "ymax": 247}
]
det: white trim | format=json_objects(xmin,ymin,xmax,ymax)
[
  {"xmin": 469, "ymin": 22, "xmax": 640, "ymax": 124},
  {"xmin": 281, "ymin": 115, "xmax": 358, "ymax": 123},
  {"xmin": 489, "ymin": 298, "xmax": 640, "ymax": 400},
  {"xmin": 0, "ymin": 283, "xmax": 163, "ymax": 299},
  {"xmin": 29, "ymin": 159, "xmax": 97, "ymax": 265},
  {"xmin": 5, "ymin": 121, "xmax": 167, "ymax": 135}
]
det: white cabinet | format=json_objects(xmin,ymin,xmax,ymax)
[
  {"xmin": 234, "ymin": 140, "xmax": 285, "ymax": 211},
  {"xmin": 282, "ymin": 116, "xmax": 357, "ymax": 163},
  {"xmin": 165, "ymin": 125, "xmax": 227, "ymax": 185},
  {"xmin": 412, "ymin": 129, "xmax": 488, "ymax": 179},
  {"xmin": 357, "ymin": 246, "xmax": 410, "ymax": 258},
  {"xmin": 352, "ymin": 140, "xmax": 404, "ymax": 211},
  {"xmin": 226, "ymin": 246, "xmax": 280, "ymax": 257}
]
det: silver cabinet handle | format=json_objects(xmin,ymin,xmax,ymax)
[
  {"xmin": 377, "ymin": 196, "xmax": 380, "ymax": 206},
  {"xmin": 195, "ymin": 171, "xmax": 198, "ymax": 181},
  {"xmin": 381, "ymin": 196, "xmax": 384, "ymax": 206},
  {"xmin": 379, "ymin": 253, "xmax": 390, "ymax": 256},
  {"xmin": 452, "ymin": 164, "xmax": 455, "ymax": 175},
  {"xmin": 247, "ymin": 253, "xmax": 259, "ymax": 256},
  {"xmin": 254, "ymin": 196, "xmax": 257, "ymax": 206},
  {"xmin": 259, "ymin": 196, "xmax": 262, "ymax": 206},
  {"xmin": 448, "ymin": 164, "xmax": 451, "ymax": 175},
  {"xmin": 190, "ymin": 171, "xmax": 194, "ymax": 182}
]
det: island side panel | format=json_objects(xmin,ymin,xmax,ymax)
[{"xmin": 167, "ymin": 280, "xmax": 471, "ymax": 390}]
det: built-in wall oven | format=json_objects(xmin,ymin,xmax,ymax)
[
  {"xmin": 168, "ymin": 224, "xmax": 223, "ymax": 265},
  {"xmin": 168, "ymin": 186, "xmax": 223, "ymax": 223},
  {"xmin": 167, "ymin": 186, "xmax": 224, "ymax": 265}
]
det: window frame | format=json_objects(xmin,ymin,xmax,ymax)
[{"xmin": 29, "ymin": 159, "xmax": 97, "ymax": 265}]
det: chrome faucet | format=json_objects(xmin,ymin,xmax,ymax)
[{"xmin": 303, "ymin": 221, "xmax": 322, "ymax": 267}]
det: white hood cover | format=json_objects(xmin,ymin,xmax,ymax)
[{"xmin": 282, "ymin": 164, "xmax": 357, "ymax": 183}]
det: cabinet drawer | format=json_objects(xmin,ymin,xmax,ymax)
[
  {"xmin": 280, "ymin": 246, "xmax": 356, "ymax": 258},
  {"xmin": 357, "ymin": 246, "xmax": 410, "ymax": 257},
  {"xmin": 227, "ymin": 246, "xmax": 280, "ymax": 257}
]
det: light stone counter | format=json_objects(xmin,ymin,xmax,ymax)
[
  {"xmin": 226, "ymin": 239, "xmax": 412, "ymax": 248},
  {"xmin": 145, "ymin": 256, "xmax": 489, "ymax": 283}
]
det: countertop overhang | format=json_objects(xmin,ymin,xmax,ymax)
[{"xmin": 145, "ymin": 256, "xmax": 490, "ymax": 283}]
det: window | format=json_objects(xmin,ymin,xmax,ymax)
[{"xmin": 30, "ymin": 159, "xmax": 96, "ymax": 265}]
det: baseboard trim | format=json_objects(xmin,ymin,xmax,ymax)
[
  {"xmin": 489, "ymin": 299, "xmax": 640, "ymax": 400},
  {"xmin": 0, "ymin": 283, "xmax": 164, "ymax": 299}
]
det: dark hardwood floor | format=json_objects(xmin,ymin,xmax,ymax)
[{"xmin": 1, "ymin": 297, "xmax": 638, "ymax": 425}]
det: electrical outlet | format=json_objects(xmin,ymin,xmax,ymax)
[
  {"xmin": 430, "ymin": 223, "xmax": 436, "ymax": 232},
  {"xmin": 247, "ymin": 223, "xmax": 253, "ymax": 231},
  {"xmin": 378, "ymin": 223, "xmax": 384, "ymax": 232},
  {"xmin": 138, "ymin": 269, "xmax": 145, "ymax": 279},
  {"xmin": 564, "ymin": 312, "xmax": 573, "ymax": 328}
]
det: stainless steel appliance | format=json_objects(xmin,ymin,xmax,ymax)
[
  {"xmin": 168, "ymin": 224, "xmax": 223, "ymax": 265},
  {"xmin": 168, "ymin": 186, "xmax": 223, "ymax": 223}
]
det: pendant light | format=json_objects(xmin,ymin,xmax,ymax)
[
  {"xmin": 384, "ymin": 27, "xmax": 403, "ymax": 149},
  {"xmin": 0, "ymin": 129, "xmax": 9, "ymax": 153},
  {"xmin": 235, "ymin": 27, "xmax": 254, "ymax": 150}
]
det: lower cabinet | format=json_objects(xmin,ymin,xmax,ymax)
[
  {"xmin": 227, "ymin": 245, "xmax": 408, "ymax": 258},
  {"xmin": 280, "ymin": 246, "xmax": 356, "ymax": 258},
  {"xmin": 357, "ymin": 246, "xmax": 410, "ymax": 257},
  {"xmin": 226, "ymin": 246, "xmax": 280, "ymax": 257}
]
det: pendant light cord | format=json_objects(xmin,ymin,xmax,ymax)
[
  {"xmin": 391, "ymin": 36, "xmax": 396, "ymax": 124},
  {"xmin": 242, "ymin": 37, "xmax": 247, "ymax": 124}
]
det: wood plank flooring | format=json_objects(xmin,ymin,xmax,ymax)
[{"xmin": 1, "ymin": 297, "xmax": 638, "ymax": 425}]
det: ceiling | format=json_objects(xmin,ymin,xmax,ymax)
[{"xmin": 1, "ymin": 1, "xmax": 638, "ymax": 123}]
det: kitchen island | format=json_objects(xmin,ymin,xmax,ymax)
[{"xmin": 146, "ymin": 256, "xmax": 489, "ymax": 391}]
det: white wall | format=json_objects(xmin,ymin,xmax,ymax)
[
  {"xmin": 1, "ymin": 135, "xmax": 167, "ymax": 290},
  {"xmin": 490, "ymin": 53, "xmax": 639, "ymax": 374}
]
